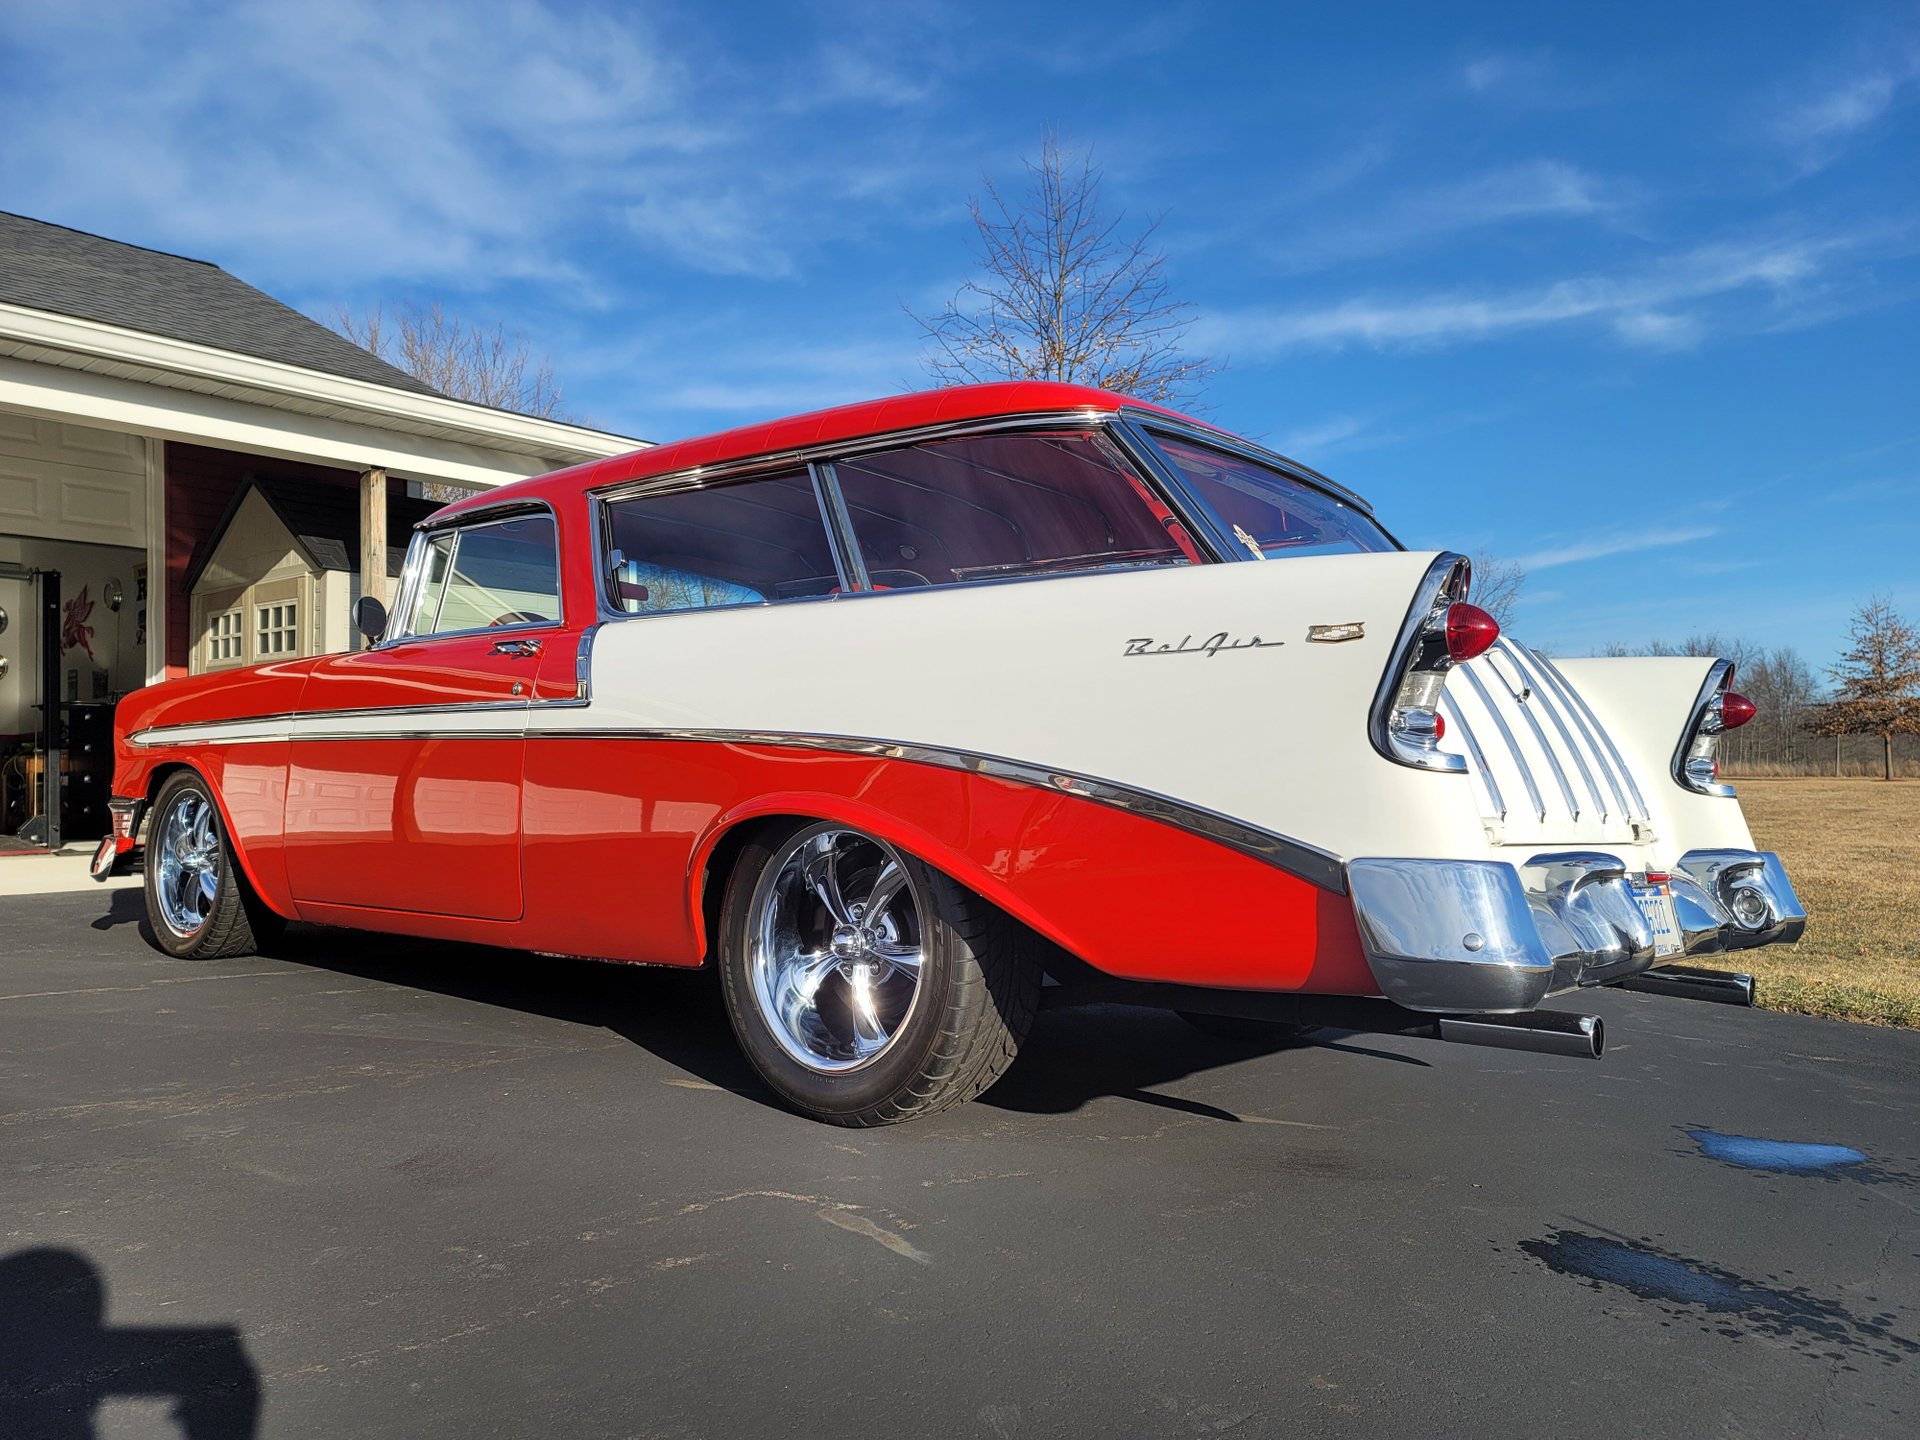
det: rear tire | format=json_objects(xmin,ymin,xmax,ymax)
[
  {"xmin": 718, "ymin": 820, "xmax": 1039, "ymax": 1126},
  {"xmin": 142, "ymin": 771, "xmax": 285, "ymax": 960}
]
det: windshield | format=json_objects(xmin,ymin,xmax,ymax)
[{"xmin": 1149, "ymin": 431, "xmax": 1396, "ymax": 559}]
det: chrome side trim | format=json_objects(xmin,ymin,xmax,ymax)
[
  {"xmin": 574, "ymin": 624, "xmax": 599, "ymax": 703},
  {"xmin": 129, "ymin": 714, "xmax": 1347, "ymax": 891},
  {"xmin": 1441, "ymin": 691, "xmax": 1505, "ymax": 821},
  {"xmin": 1498, "ymin": 641, "xmax": 1608, "ymax": 824},
  {"xmin": 1368, "ymin": 552, "xmax": 1471, "ymax": 774},
  {"xmin": 539, "ymin": 727, "xmax": 1349, "ymax": 893},
  {"xmin": 1346, "ymin": 857, "xmax": 1556, "ymax": 1013},
  {"xmin": 1457, "ymin": 663, "xmax": 1547, "ymax": 822}
]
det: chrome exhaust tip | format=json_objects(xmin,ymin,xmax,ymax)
[
  {"xmin": 1616, "ymin": 964, "xmax": 1755, "ymax": 1007},
  {"xmin": 1437, "ymin": 1010, "xmax": 1604, "ymax": 1059}
]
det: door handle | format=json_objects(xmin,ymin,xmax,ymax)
[{"xmin": 492, "ymin": 638, "xmax": 543, "ymax": 657}]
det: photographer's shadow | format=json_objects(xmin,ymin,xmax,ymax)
[{"xmin": 0, "ymin": 1247, "xmax": 259, "ymax": 1439}]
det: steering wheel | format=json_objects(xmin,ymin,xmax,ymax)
[{"xmin": 489, "ymin": 610, "xmax": 551, "ymax": 627}]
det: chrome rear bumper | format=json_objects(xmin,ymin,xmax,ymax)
[{"xmin": 1347, "ymin": 848, "xmax": 1804, "ymax": 1014}]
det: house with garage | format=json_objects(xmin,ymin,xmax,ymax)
[{"xmin": 0, "ymin": 210, "xmax": 644, "ymax": 846}]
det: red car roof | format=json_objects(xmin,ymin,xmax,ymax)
[{"xmin": 434, "ymin": 381, "xmax": 1194, "ymax": 521}]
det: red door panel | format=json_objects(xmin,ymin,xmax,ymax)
[{"xmin": 285, "ymin": 633, "xmax": 545, "ymax": 920}]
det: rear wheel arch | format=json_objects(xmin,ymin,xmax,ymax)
[{"xmin": 685, "ymin": 794, "xmax": 1079, "ymax": 968}]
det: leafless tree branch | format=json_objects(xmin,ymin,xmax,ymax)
[
  {"xmin": 908, "ymin": 131, "xmax": 1213, "ymax": 405},
  {"xmin": 329, "ymin": 301, "xmax": 572, "ymax": 422}
]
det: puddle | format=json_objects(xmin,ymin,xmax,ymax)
[
  {"xmin": 1519, "ymin": 1229, "xmax": 1916, "ymax": 1364},
  {"xmin": 1688, "ymin": 1128, "xmax": 1867, "ymax": 1174}
]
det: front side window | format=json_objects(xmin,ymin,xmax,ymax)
[
  {"xmin": 602, "ymin": 468, "xmax": 838, "ymax": 614},
  {"xmin": 1149, "ymin": 432, "xmax": 1395, "ymax": 559},
  {"xmin": 831, "ymin": 431, "xmax": 1194, "ymax": 587},
  {"xmin": 256, "ymin": 601, "xmax": 298, "ymax": 656},
  {"xmin": 404, "ymin": 513, "xmax": 562, "ymax": 637}
]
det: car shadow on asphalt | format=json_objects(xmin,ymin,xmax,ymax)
[
  {"xmin": 0, "ymin": 1246, "xmax": 261, "ymax": 1438},
  {"xmin": 89, "ymin": 886, "xmax": 146, "ymax": 931},
  {"xmin": 981, "ymin": 1004, "xmax": 1426, "ymax": 1120},
  {"xmin": 245, "ymin": 922, "xmax": 1422, "ymax": 1121}
]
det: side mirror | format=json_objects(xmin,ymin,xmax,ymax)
[{"xmin": 354, "ymin": 595, "xmax": 389, "ymax": 644}]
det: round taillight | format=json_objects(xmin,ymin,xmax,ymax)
[
  {"xmin": 1721, "ymin": 692, "xmax": 1757, "ymax": 730},
  {"xmin": 1444, "ymin": 602, "xmax": 1500, "ymax": 662}
]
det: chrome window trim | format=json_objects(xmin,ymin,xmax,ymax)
[
  {"xmin": 1119, "ymin": 410, "xmax": 1405, "ymax": 559},
  {"xmin": 809, "ymin": 461, "xmax": 869, "ymax": 592},
  {"xmin": 589, "ymin": 409, "xmax": 1120, "ymax": 507},
  {"xmin": 380, "ymin": 500, "xmax": 566, "ymax": 649},
  {"xmin": 588, "ymin": 411, "xmax": 1219, "ymax": 624},
  {"xmin": 1367, "ymin": 552, "xmax": 1470, "ymax": 774},
  {"xmin": 1673, "ymin": 659, "xmax": 1737, "ymax": 798}
]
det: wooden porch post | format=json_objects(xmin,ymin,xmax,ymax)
[{"xmin": 358, "ymin": 468, "xmax": 389, "ymax": 643}]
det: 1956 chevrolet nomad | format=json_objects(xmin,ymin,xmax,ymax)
[{"xmin": 102, "ymin": 382, "xmax": 1805, "ymax": 1125}]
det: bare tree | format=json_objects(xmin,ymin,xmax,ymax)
[
  {"xmin": 911, "ymin": 132, "xmax": 1211, "ymax": 404},
  {"xmin": 1811, "ymin": 596, "xmax": 1920, "ymax": 781},
  {"xmin": 1469, "ymin": 552, "xmax": 1526, "ymax": 631},
  {"xmin": 330, "ymin": 301, "xmax": 570, "ymax": 420}
]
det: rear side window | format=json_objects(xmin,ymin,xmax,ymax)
[
  {"xmin": 1150, "ymin": 432, "xmax": 1395, "ymax": 558},
  {"xmin": 831, "ymin": 431, "xmax": 1195, "ymax": 587},
  {"xmin": 407, "ymin": 514, "xmax": 562, "ymax": 635},
  {"xmin": 602, "ymin": 468, "xmax": 839, "ymax": 614}
]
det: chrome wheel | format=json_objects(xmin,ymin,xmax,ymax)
[
  {"xmin": 747, "ymin": 827, "xmax": 926, "ymax": 1073},
  {"xmin": 155, "ymin": 789, "xmax": 221, "ymax": 937}
]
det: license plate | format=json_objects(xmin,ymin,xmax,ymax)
[{"xmin": 1632, "ymin": 878, "xmax": 1683, "ymax": 958}]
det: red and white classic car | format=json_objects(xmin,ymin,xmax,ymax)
[{"xmin": 103, "ymin": 382, "xmax": 1804, "ymax": 1125}]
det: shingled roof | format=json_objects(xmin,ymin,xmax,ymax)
[
  {"xmin": 186, "ymin": 475, "xmax": 443, "ymax": 593},
  {"xmin": 0, "ymin": 211, "xmax": 436, "ymax": 394}
]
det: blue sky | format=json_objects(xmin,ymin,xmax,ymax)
[{"xmin": 2, "ymin": 1, "xmax": 1916, "ymax": 669}]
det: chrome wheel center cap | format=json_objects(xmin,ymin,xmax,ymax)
[{"xmin": 830, "ymin": 924, "xmax": 868, "ymax": 960}]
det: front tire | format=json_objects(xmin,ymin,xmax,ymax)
[
  {"xmin": 143, "ymin": 771, "xmax": 284, "ymax": 960},
  {"xmin": 718, "ymin": 821, "xmax": 1039, "ymax": 1126}
]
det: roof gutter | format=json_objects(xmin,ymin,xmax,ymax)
[{"xmin": 0, "ymin": 300, "xmax": 643, "ymax": 465}]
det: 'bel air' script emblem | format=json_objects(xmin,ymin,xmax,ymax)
[{"xmin": 1123, "ymin": 632, "xmax": 1284, "ymax": 658}]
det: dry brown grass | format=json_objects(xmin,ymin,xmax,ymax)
[{"xmin": 1733, "ymin": 779, "xmax": 1920, "ymax": 1027}]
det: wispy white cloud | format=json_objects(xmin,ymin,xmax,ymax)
[
  {"xmin": 1768, "ymin": 49, "xmax": 1918, "ymax": 172},
  {"xmin": 1274, "ymin": 414, "xmax": 1369, "ymax": 455},
  {"xmin": 1194, "ymin": 232, "xmax": 1884, "ymax": 357},
  {"xmin": 1518, "ymin": 527, "xmax": 1718, "ymax": 571},
  {"xmin": 1259, "ymin": 160, "xmax": 1634, "ymax": 272}
]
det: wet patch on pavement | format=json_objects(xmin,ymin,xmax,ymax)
[
  {"xmin": 1518, "ymin": 1229, "xmax": 1918, "ymax": 1365},
  {"xmin": 1682, "ymin": 1127, "xmax": 1916, "ymax": 1184}
]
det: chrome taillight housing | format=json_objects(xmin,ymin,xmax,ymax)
[
  {"xmin": 1372, "ymin": 555, "xmax": 1497, "ymax": 772},
  {"xmin": 1673, "ymin": 661, "xmax": 1754, "ymax": 797}
]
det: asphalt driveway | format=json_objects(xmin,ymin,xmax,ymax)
[{"xmin": 3, "ymin": 887, "xmax": 1916, "ymax": 1438}]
